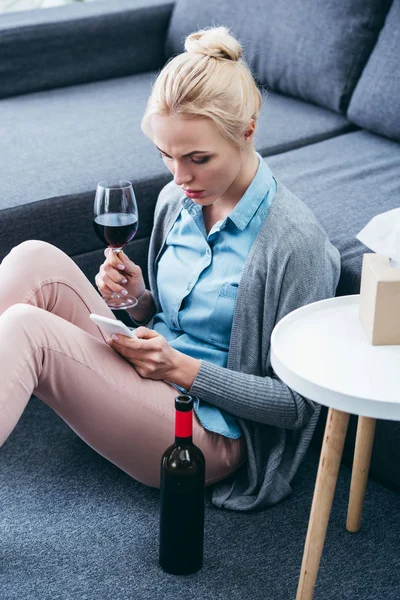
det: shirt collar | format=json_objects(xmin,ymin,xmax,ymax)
[{"xmin": 180, "ymin": 152, "xmax": 274, "ymax": 230}]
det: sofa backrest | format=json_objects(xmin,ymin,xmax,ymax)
[
  {"xmin": 347, "ymin": 0, "xmax": 400, "ymax": 143},
  {"xmin": 0, "ymin": 0, "xmax": 173, "ymax": 99},
  {"xmin": 166, "ymin": 0, "xmax": 392, "ymax": 114}
]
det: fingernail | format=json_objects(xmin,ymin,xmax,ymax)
[
  {"xmin": 117, "ymin": 264, "xmax": 125, "ymax": 270},
  {"xmin": 121, "ymin": 277, "xmax": 128, "ymax": 284},
  {"xmin": 121, "ymin": 289, "xmax": 128, "ymax": 296},
  {"xmin": 112, "ymin": 334, "xmax": 119, "ymax": 341},
  {"xmin": 106, "ymin": 337, "xmax": 112, "ymax": 344}
]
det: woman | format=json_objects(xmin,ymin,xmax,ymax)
[{"xmin": 0, "ymin": 27, "xmax": 340, "ymax": 511}]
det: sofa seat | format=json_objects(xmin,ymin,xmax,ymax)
[
  {"xmin": 0, "ymin": 70, "xmax": 352, "ymax": 284},
  {"xmin": 267, "ymin": 129, "xmax": 400, "ymax": 490}
]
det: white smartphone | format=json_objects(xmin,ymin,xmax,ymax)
[{"xmin": 89, "ymin": 314, "xmax": 138, "ymax": 339}]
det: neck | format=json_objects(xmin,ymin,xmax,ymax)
[
  {"xmin": 175, "ymin": 407, "xmax": 193, "ymax": 439},
  {"xmin": 214, "ymin": 150, "xmax": 259, "ymax": 212},
  {"xmin": 175, "ymin": 435, "xmax": 193, "ymax": 446}
]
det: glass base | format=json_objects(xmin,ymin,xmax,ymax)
[{"xmin": 105, "ymin": 294, "xmax": 138, "ymax": 310}]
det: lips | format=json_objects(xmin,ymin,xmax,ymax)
[{"xmin": 184, "ymin": 189, "xmax": 205, "ymax": 199}]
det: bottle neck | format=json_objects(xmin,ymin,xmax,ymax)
[{"xmin": 175, "ymin": 408, "xmax": 193, "ymax": 445}]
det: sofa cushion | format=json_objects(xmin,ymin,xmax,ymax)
[
  {"xmin": 347, "ymin": 0, "xmax": 400, "ymax": 142},
  {"xmin": 254, "ymin": 91, "xmax": 353, "ymax": 157},
  {"xmin": 0, "ymin": 72, "xmax": 166, "ymax": 267},
  {"xmin": 0, "ymin": 71, "xmax": 352, "ymax": 282},
  {"xmin": 166, "ymin": 0, "xmax": 392, "ymax": 114},
  {"xmin": 267, "ymin": 130, "xmax": 400, "ymax": 297},
  {"xmin": 0, "ymin": 0, "xmax": 173, "ymax": 99}
]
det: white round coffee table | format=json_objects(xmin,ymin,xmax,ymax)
[{"xmin": 270, "ymin": 294, "xmax": 400, "ymax": 600}]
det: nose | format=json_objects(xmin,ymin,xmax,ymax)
[{"xmin": 173, "ymin": 161, "xmax": 193, "ymax": 186}]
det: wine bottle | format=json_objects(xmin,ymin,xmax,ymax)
[{"xmin": 159, "ymin": 394, "xmax": 206, "ymax": 575}]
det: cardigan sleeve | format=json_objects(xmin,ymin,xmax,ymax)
[{"xmin": 189, "ymin": 361, "xmax": 317, "ymax": 430}]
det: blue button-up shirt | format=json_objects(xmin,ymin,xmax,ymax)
[{"xmin": 153, "ymin": 152, "xmax": 276, "ymax": 438}]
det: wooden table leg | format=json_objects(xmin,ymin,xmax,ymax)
[
  {"xmin": 346, "ymin": 416, "xmax": 376, "ymax": 533},
  {"xmin": 296, "ymin": 408, "xmax": 350, "ymax": 600}
]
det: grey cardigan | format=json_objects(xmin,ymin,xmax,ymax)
[{"xmin": 144, "ymin": 178, "xmax": 341, "ymax": 511}]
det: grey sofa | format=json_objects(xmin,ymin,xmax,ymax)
[{"xmin": 1, "ymin": 1, "xmax": 400, "ymax": 598}]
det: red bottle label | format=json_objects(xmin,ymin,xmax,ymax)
[{"xmin": 175, "ymin": 410, "xmax": 193, "ymax": 438}]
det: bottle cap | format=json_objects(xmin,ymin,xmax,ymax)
[{"xmin": 175, "ymin": 395, "xmax": 193, "ymax": 412}]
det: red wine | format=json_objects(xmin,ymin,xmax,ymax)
[
  {"xmin": 93, "ymin": 213, "xmax": 138, "ymax": 248},
  {"xmin": 159, "ymin": 395, "xmax": 206, "ymax": 575}
]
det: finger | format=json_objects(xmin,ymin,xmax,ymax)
[
  {"xmin": 104, "ymin": 247, "xmax": 128, "ymax": 273},
  {"xmin": 106, "ymin": 337, "xmax": 140, "ymax": 360},
  {"xmin": 101, "ymin": 263, "xmax": 129, "ymax": 288},
  {"xmin": 134, "ymin": 326, "xmax": 160, "ymax": 340},
  {"xmin": 112, "ymin": 337, "xmax": 162, "ymax": 357},
  {"xmin": 107, "ymin": 336, "xmax": 151, "ymax": 358},
  {"xmin": 99, "ymin": 267, "xmax": 129, "ymax": 295},
  {"xmin": 131, "ymin": 359, "xmax": 153, "ymax": 378},
  {"xmin": 108, "ymin": 334, "xmax": 143, "ymax": 349},
  {"xmin": 107, "ymin": 249, "xmax": 142, "ymax": 278},
  {"xmin": 95, "ymin": 272, "xmax": 115, "ymax": 297},
  {"xmin": 106, "ymin": 341, "xmax": 162, "ymax": 379}
]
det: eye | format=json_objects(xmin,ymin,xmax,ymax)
[
  {"xmin": 192, "ymin": 157, "xmax": 210, "ymax": 165},
  {"xmin": 158, "ymin": 152, "xmax": 210, "ymax": 165}
]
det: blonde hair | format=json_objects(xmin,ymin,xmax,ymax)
[{"xmin": 141, "ymin": 26, "xmax": 263, "ymax": 156}]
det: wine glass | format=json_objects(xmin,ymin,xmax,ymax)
[{"xmin": 93, "ymin": 180, "xmax": 139, "ymax": 310}]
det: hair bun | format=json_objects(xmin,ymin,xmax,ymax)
[{"xmin": 184, "ymin": 26, "xmax": 242, "ymax": 62}]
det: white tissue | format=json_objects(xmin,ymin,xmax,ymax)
[{"xmin": 356, "ymin": 207, "xmax": 400, "ymax": 269}]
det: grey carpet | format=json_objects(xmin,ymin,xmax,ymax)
[{"xmin": 1, "ymin": 397, "xmax": 399, "ymax": 600}]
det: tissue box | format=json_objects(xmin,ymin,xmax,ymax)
[{"xmin": 359, "ymin": 253, "xmax": 400, "ymax": 345}]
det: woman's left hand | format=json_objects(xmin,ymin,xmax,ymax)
[{"xmin": 106, "ymin": 326, "xmax": 179, "ymax": 380}]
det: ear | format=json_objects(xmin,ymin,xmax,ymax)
[{"xmin": 244, "ymin": 119, "xmax": 256, "ymax": 141}]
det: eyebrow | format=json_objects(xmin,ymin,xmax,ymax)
[{"xmin": 155, "ymin": 145, "xmax": 210, "ymax": 158}]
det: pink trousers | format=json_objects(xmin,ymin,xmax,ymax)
[{"xmin": 0, "ymin": 241, "xmax": 246, "ymax": 488}]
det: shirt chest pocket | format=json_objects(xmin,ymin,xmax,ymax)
[{"xmin": 209, "ymin": 283, "xmax": 238, "ymax": 348}]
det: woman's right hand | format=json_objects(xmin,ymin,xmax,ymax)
[{"xmin": 95, "ymin": 248, "xmax": 146, "ymax": 302}]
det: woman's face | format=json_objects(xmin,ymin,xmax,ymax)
[{"xmin": 150, "ymin": 114, "xmax": 255, "ymax": 210}]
